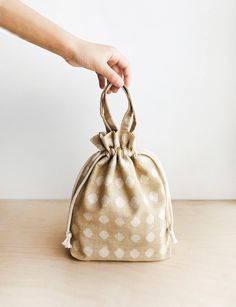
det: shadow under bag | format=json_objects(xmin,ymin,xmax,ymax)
[{"xmin": 62, "ymin": 83, "xmax": 177, "ymax": 261}]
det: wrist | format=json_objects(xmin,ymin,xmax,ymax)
[{"xmin": 62, "ymin": 33, "xmax": 83, "ymax": 62}]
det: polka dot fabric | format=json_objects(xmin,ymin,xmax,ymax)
[{"xmin": 62, "ymin": 83, "xmax": 177, "ymax": 261}]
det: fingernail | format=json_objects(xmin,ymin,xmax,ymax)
[{"xmin": 116, "ymin": 79, "xmax": 124, "ymax": 88}]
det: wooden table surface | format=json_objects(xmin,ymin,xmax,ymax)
[{"xmin": 0, "ymin": 200, "xmax": 235, "ymax": 307}]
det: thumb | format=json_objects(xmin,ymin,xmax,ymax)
[{"xmin": 99, "ymin": 64, "xmax": 124, "ymax": 88}]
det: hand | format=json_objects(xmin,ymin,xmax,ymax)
[{"xmin": 65, "ymin": 38, "xmax": 131, "ymax": 94}]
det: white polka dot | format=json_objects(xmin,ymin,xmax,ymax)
[
  {"xmin": 146, "ymin": 214, "xmax": 154, "ymax": 225},
  {"xmin": 130, "ymin": 217, "xmax": 141, "ymax": 227},
  {"xmin": 139, "ymin": 156, "xmax": 149, "ymax": 164},
  {"xmin": 115, "ymin": 178, "xmax": 124, "ymax": 189},
  {"xmin": 99, "ymin": 215, "xmax": 109, "ymax": 224},
  {"xmin": 83, "ymin": 228, "xmax": 93, "ymax": 238},
  {"xmin": 83, "ymin": 246, "xmax": 93, "ymax": 257},
  {"xmin": 114, "ymin": 232, "xmax": 125, "ymax": 241},
  {"xmin": 122, "ymin": 160, "xmax": 130, "ymax": 170},
  {"xmin": 126, "ymin": 176, "xmax": 135, "ymax": 188},
  {"xmin": 115, "ymin": 196, "xmax": 125, "ymax": 208},
  {"xmin": 131, "ymin": 196, "xmax": 141, "ymax": 209},
  {"xmin": 99, "ymin": 230, "xmax": 109, "ymax": 240},
  {"xmin": 151, "ymin": 168, "xmax": 158, "ymax": 178},
  {"xmin": 140, "ymin": 175, "xmax": 149, "ymax": 185},
  {"xmin": 159, "ymin": 228, "xmax": 166, "ymax": 238},
  {"xmin": 146, "ymin": 232, "xmax": 155, "ymax": 242},
  {"xmin": 96, "ymin": 176, "xmax": 103, "ymax": 187},
  {"xmin": 143, "ymin": 195, "xmax": 149, "ymax": 206},
  {"xmin": 159, "ymin": 245, "xmax": 167, "ymax": 255},
  {"xmin": 115, "ymin": 217, "xmax": 125, "ymax": 226},
  {"xmin": 131, "ymin": 234, "xmax": 141, "ymax": 242},
  {"xmin": 145, "ymin": 248, "xmax": 155, "ymax": 258},
  {"xmin": 105, "ymin": 175, "xmax": 113, "ymax": 186},
  {"xmin": 101, "ymin": 195, "xmax": 110, "ymax": 207},
  {"xmin": 99, "ymin": 246, "xmax": 110, "ymax": 258},
  {"xmin": 87, "ymin": 193, "xmax": 98, "ymax": 204},
  {"xmin": 149, "ymin": 191, "xmax": 159, "ymax": 203},
  {"xmin": 114, "ymin": 248, "xmax": 125, "ymax": 259},
  {"xmin": 158, "ymin": 208, "xmax": 165, "ymax": 220},
  {"xmin": 83, "ymin": 212, "xmax": 93, "ymax": 221},
  {"xmin": 130, "ymin": 249, "xmax": 140, "ymax": 259}
]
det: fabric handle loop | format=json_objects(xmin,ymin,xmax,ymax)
[{"xmin": 100, "ymin": 82, "xmax": 137, "ymax": 133}]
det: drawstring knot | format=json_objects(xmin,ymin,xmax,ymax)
[{"xmin": 62, "ymin": 231, "xmax": 72, "ymax": 248}]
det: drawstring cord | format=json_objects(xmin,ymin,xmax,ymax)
[
  {"xmin": 62, "ymin": 151, "xmax": 107, "ymax": 248},
  {"xmin": 139, "ymin": 151, "xmax": 178, "ymax": 244}
]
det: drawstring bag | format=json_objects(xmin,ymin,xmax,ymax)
[{"xmin": 62, "ymin": 83, "xmax": 177, "ymax": 261}]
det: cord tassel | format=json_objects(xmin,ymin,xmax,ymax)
[{"xmin": 62, "ymin": 231, "xmax": 72, "ymax": 248}]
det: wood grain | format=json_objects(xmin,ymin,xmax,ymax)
[{"xmin": 0, "ymin": 200, "xmax": 235, "ymax": 307}]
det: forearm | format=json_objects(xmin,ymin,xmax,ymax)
[
  {"xmin": 0, "ymin": 0, "xmax": 130, "ymax": 90},
  {"xmin": 0, "ymin": 0, "xmax": 74, "ymax": 60}
]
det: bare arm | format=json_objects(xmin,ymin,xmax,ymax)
[{"xmin": 0, "ymin": 0, "xmax": 131, "ymax": 93}]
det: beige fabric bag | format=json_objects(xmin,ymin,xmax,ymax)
[{"xmin": 62, "ymin": 83, "xmax": 177, "ymax": 261}]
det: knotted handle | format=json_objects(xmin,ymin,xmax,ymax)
[{"xmin": 100, "ymin": 82, "xmax": 137, "ymax": 133}]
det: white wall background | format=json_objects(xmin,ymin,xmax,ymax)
[{"xmin": 0, "ymin": 0, "xmax": 235, "ymax": 199}]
